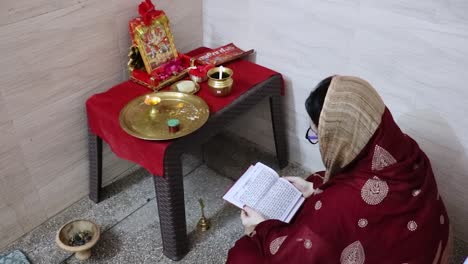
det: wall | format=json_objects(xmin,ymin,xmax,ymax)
[
  {"xmin": 0, "ymin": 0, "xmax": 202, "ymax": 249},
  {"xmin": 204, "ymin": 0, "xmax": 468, "ymax": 242}
]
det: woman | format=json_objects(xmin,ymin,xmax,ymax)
[{"xmin": 226, "ymin": 76, "xmax": 451, "ymax": 263}]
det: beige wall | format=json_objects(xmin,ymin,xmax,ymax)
[
  {"xmin": 0, "ymin": 0, "xmax": 202, "ymax": 249},
  {"xmin": 204, "ymin": 0, "xmax": 468, "ymax": 242}
]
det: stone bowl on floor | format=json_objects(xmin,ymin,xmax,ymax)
[{"xmin": 56, "ymin": 220, "xmax": 100, "ymax": 260}]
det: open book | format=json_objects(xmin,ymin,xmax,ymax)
[{"xmin": 223, "ymin": 162, "xmax": 305, "ymax": 223}]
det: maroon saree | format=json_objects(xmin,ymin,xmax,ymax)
[{"xmin": 227, "ymin": 109, "xmax": 450, "ymax": 263}]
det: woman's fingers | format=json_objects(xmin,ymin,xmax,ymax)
[
  {"xmin": 243, "ymin": 206, "xmax": 256, "ymax": 215},
  {"xmin": 283, "ymin": 176, "xmax": 300, "ymax": 183},
  {"xmin": 241, "ymin": 206, "xmax": 266, "ymax": 227},
  {"xmin": 240, "ymin": 209, "xmax": 248, "ymax": 226},
  {"xmin": 284, "ymin": 176, "xmax": 305, "ymax": 188}
]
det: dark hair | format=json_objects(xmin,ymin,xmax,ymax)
[{"xmin": 305, "ymin": 76, "xmax": 333, "ymax": 127}]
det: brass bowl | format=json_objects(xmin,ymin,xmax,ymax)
[
  {"xmin": 207, "ymin": 67, "xmax": 234, "ymax": 97},
  {"xmin": 56, "ymin": 220, "xmax": 100, "ymax": 260}
]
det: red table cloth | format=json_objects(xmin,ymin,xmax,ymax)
[{"xmin": 86, "ymin": 47, "xmax": 281, "ymax": 176}]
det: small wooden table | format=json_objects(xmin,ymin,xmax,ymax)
[{"xmin": 86, "ymin": 59, "xmax": 287, "ymax": 261}]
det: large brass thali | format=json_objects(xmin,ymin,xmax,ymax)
[{"xmin": 119, "ymin": 92, "xmax": 210, "ymax": 140}]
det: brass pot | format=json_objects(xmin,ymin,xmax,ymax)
[{"xmin": 207, "ymin": 67, "xmax": 234, "ymax": 97}]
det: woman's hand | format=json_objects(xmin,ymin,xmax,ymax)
[
  {"xmin": 241, "ymin": 206, "xmax": 266, "ymax": 235},
  {"xmin": 283, "ymin": 176, "xmax": 315, "ymax": 198}
]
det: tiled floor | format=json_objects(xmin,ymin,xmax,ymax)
[{"xmin": 1, "ymin": 133, "xmax": 467, "ymax": 263}]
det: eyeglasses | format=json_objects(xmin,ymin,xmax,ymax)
[{"xmin": 305, "ymin": 127, "xmax": 318, "ymax": 144}]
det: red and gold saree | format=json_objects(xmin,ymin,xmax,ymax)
[{"xmin": 227, "ymin": 76, "xmax": 451, "ymax": 263}]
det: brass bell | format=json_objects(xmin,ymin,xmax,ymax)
[{"xmin": 197, "ymin": 198, "xmax": 210, "ymax": 232}]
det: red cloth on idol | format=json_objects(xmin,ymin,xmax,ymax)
[
  {"xmin": 86, "ymin": 47, "xmax": 280, "ymax": 176},
  {"xmin": 227, "ymin": 109, "xmax": 450, "ymax": 263},
  {"xmin": 138, "ymin": 0, "xmax": 163, "ymax": 25}
]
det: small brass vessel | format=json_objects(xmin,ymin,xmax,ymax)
[
  {"xmin": 144, "ymin": 94, "xmax": 161, "ymax": 118},
  {"xmin": 207, "ymin": 66, "xmax": 233, "ymax": 97}
]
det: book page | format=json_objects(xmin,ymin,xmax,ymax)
[
  {"xmin": 255, "ymin": 178, "xmax": 302, "ymax": 221},
  {"xmin": 223, "ymin": 163, "xmax": 304, "ymax": 223},
  {"xmin": 223, "ymin": 163, "xmax": 278, "ymax": 208},
  {"xmin": 284, "ymin": 196, "xmax": 305, "ymax": 223},
  {"xmin": 222, "ymin": 166, "xmax": 255, "ymax": 208},
  {"xmin": 240, "ymin": 163, "xmax": 279, "ymax": 207}
]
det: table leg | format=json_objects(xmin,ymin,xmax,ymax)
[
  {"xmin": 153, "ymin": 151, "xmax": 188, "ymax": 261},
  {"xmin": 88, "ymin": 127, "xmax": 103, "ymax": 203},
  {"xmin": 270, "ymin": 92, "xmax": 288, "ymax": 169}
]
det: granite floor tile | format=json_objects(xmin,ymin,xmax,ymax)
[
  {"xmin": 181, "ymin": 151, "xmax": 204, "ymax": 176},
  {"xmin": 204, "ymin": 132, "xmax": 311, "ymax": 180},
  {"xmin": 64, "ymin": 165, "xmax": 239, "ymax": 264},
  {"xmin": 1, "ymin": 151, "xmax": 203, "ymax": 264},
  {"xmin": 63, "ymin": 201, "xmax": 164, "ymax": 264},
  {"xmin": 2, "ymin": 168, "xmax": 154, "ymax": 264},
  {"xmin": 204, "ymin": 132, "xmax": 281, "ymax": 180}
]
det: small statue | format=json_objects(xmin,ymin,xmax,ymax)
[{"xmin": 197, "ymin": 198, "xmax": 210, "ymax": 232}]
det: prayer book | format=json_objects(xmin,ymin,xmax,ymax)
[
  {"xmin": 195, "ymin": 43, "xmax": 254, "ymax": 66},
  {"xmin": 223, "ymin": 162, "xmax": 305, "ymax": 223}
]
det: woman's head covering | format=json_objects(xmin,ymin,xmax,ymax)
[{"xmin": 318, "ymin": 76, "xmax": 385, "ymax": 180}]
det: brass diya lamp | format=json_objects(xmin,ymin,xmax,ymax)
[
  {"xmin": 207, "ymin": 66, "xmax": 233, "ymax": 97},
  {"xmin": 144, "ymin": 94, "xmax": 161, "ymax": 118}
]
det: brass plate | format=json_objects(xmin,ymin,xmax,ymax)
[
  {"xmin": 119, "ymin": 92, "xmax": 210, "ymax": 140},
  {"xmin": 170, "ymin": 80, "xmax": 200, "ymax": 94}
]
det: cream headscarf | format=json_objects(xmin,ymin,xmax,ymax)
[{"xmin": 318, "ymin": 76, "xmax": 385, "ymax": 180}]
